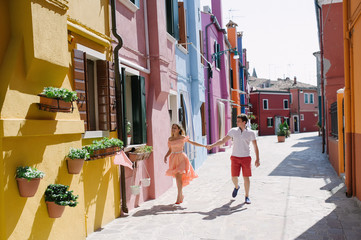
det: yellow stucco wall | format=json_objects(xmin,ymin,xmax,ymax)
[{"xmin": 1, "ymin": 0, "xmax": 121, "ymax": 239}]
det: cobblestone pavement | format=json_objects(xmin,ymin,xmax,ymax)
[{"xmin": 87, "ymin": 132, "xmax": 361, "ymax": 240}]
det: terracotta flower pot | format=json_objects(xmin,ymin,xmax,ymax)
[
  {"xmin": 38, "ymin": 94, "xmax": 73, "ymax": 113},
  {"xmin": 277, "ymin": 136, "xmax": 286, "ymax": 142},
  {"xmin": 46, "ymin": 201, "xmax": 65, "ymax": 218},
  {"xmin": 16, "ymin": 178, "xmax": 41, "ymax": 197},
  {"xmin": 67, "ymin": 158, "xmax": 85, "ymax": 174}
]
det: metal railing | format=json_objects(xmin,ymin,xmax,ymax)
[{"xmin": 330, "ymin": 102, "xmax": 338, "ymax": 138}]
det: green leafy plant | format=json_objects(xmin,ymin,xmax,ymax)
[
  {"xmin": 67, "ymin": 148, "xmax": 90, "ymax": 160},
  {"xmin": 277, "ymin": 121, "xmax": 291, "ymax": 138},
  {"xmin": 16, "ymin": 166, "xmax": 45, "ymax": 181},
  {"xmin": 251, "ymin": 123, "xmax": 258, "ymax": 130},
  {"xmin": 45, "ymin": 184, "xmax": 78, "ymax": 207},
  {"xmin": 135, "ymin": 145, "xmax": 153, "ymax": 153},
  {"xmin": 42, "ymin": 87, "xmax": 78, "ymax": 102},
  {"xmin": 108, "ymin": 138, "xmax": 123, "ymax": 148},
  {"xmin": 126, "ymin": 121, "xmax": 132, "ymax": 135},
  {"xmin": 247, "ymin": 114, "xmax": 256, "ymax": 120}
]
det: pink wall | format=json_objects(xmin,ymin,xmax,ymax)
[{"xmin": 114, "ymin": 0, "xmax": 175, "ymax": 210}]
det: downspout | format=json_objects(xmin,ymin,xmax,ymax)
[
  {"xmin": 258, "ymin": 92, "xmax": 260, "ymax": 135},
  {"xmin": 298, "ymin": 89, "xmax": 300, "ymax": 132},
  {"xmin": 205, "ymin": 16, "xmax": 216, "ymax": 145},
  {"xmin": 316, "ymin": 2, "xmax": 326, "ymax": 153},
  {"xmin": 110, "ymin": 0, "xmax": 128, "ymax": 213},
  {"xmin": 343, "ymin": 0, "xmax": 353, "ymax": 197}
]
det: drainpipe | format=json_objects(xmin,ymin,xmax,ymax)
[
  {"xmin": 315, "ymin": 2, "xmax": 326, "ymax": 153},
  {"xmin": 343, "ymin": 0, "xmax": 353, "ymax": 197},
  {"xmin": 110, "ymin": 0, "xmax": 128, "ymax": 213},
  {"xmin": 205, "ymin": 16, "xmax": 216, "ymax": 145}
]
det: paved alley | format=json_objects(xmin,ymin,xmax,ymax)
[{"xmin": 87, "ymin": 132, "xmax": 361, "ymax": 240}]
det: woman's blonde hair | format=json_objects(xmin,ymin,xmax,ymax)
[{"xmin": 171, "ymin": 123, "xmax": 185, "ymax": 137}]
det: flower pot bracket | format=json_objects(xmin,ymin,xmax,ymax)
[
  {"xmin": 127, "ymin": 151, "xmax": 152, "ymax": 162},
  {"xmin": 37, "ymin": 94, "xmax": 74, "ymax": 113},
  {"xmin": 88, "ymin": 147, "xmax": 122, "ymax": 160}
]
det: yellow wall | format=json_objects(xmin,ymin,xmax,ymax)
[{"xmin": 1, "ymin": 0, "xmax": 121, "ymax": 239}]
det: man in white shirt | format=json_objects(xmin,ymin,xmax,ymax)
[{"xmin": 207, "ymin": 114, "xmax": 260, "ymax": 204}]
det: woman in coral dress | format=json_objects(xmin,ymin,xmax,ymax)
[{"xmin": 164, "ymin": 123, "xmax": 206, "ymax": 204}]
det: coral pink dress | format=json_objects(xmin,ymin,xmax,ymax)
[{"xmin": 166, "ymin": 136, "xmax": 198, "ymax": 187}]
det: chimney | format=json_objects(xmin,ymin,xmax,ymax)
[
  {"xmin": 203, "ymin": 5, "xmax": 211, "ymax": 13},
  {"xmin": 294, "ymin": 76, "xmax": 297, "ymax": 85}
]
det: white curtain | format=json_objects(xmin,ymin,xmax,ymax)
[
  {"xmin": 181, "ymin": 92, "xmax": 196, "ymax": 161},
  {"xmin": 218, "ymin": 101, "xmax": 225, "ymax": 139}
]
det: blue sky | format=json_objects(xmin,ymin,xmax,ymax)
[{"xmin": 200, "ymin": 0, "xmax": 320, "ymax": 85}]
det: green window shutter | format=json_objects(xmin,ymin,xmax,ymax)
[
  {"xmin": 172, "ymin": 0, "xmax": 179, "ymax": 40},
  {"xmin": 217, "ymin": 43, "xmax": 221, "ymax": 68},
  {"xmin": 131, "ymin": 76, "xmax": 147, "ymax": 144}
]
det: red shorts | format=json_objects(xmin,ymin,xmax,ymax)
[{"xmin": 231, "ymin": 156, "xmax": 252, "ymax": 177}]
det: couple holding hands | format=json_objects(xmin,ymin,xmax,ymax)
[{"xmin": 164, "ymin": 114, "xmax": 260, "ymax": 205}]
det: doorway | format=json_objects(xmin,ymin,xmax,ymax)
[{"xmin": 293, "ymin": 115, "xmax": 299, "ymax": 132}]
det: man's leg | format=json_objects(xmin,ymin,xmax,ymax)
[
  {"xmin": 243, "ymin": 176, "xmax": 250, "ymax": 197},
  {"xmin": 232, "ymin": 177, "xmax": 239, "ymax": 189}
]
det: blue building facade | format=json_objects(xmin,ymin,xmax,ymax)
[
  {"xmin": 237, "ymin": 33, "xmax": 246, "ymax": 113},
  {"xmin": 175, "ymin": 0, "xmax": 207, "ymax": 169}
]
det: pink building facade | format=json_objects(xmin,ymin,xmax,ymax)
[
  {"xmin": 290, "ymin": 88, "xmax": 319, "ymax": 133},
  {"xmin": 114, "ymin": 0, "xmax": 177, "ymax": 210},
  {"xmin": 201, "ymin": 1, "xmax": 232, "ymax": 153}
]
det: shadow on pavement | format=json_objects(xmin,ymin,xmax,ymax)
[
  {"xmin": 269, "ymin": 134, "xmax": 361, "ymax": 239},
  {"xmin": 269, "ymin": 135, "xmax": 336, "ymax": 178},
  {"xmin": 132, "ymin": 204, "xmax": 186, "ymax": 217},
  {"xmin": 131, "ymin": 200, "xmax": 247, "ymax": 220}
]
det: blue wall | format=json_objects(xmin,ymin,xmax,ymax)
[
  {"xmin": 237, "ymin": 34, "xmax": 245, "ymax": 114},
  {"xmin": 175, "ymin": 0, "xmax": 206, "ymax": 169}
]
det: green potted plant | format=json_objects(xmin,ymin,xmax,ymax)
[
  {"xmin": 251, "ymin": 123, "xmax": 258, "ymax": 136},
  {"xmin": 126, "ymin": 121, "xmax": 132, "ymax": 145},
  {"xmin": 66, "ymin": 148, "xmax": 90, "ymax": 174},
  {"xmin": 38, "ymin": 87, "xmax": 78, "ymax": 112},
  {"xmin": 16, "ymin": 166, "xmax": 45, "ymax": 197},
  {"xmin": 45, "ymin": 184, "xmax": 78, "ymax": 218},
  {"xmin": 128, "ymin": 145, "xmax": 153, "ymax": 162},
  {"xmin": 277, "ymin": 121, "xmax": 290, "ymax": 142},
  {"xmin": 86, "ymin": 137, "xmax": 123, "ymax": 160}
]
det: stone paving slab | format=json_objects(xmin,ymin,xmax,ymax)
[{"xmin": 87, "ymin": 132, "xmax": 361, "ymax": 240}]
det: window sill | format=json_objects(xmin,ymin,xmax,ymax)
[
  {"xmin": 176, "ymin": 44, "xmax": 189, "ymax": 54},
  {"xmin": 82, "ymin": 131, "xmax": 109, "ymax": 139},
  {"xmin": 118, "ymin": 0, "xmax": 139, "ymax": 13},
  {"xmin": 166, "ymin": 33, "xmax": 177, "ymax": 44}
]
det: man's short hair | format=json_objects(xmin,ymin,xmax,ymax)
[{"xmin": 237, "ymin": 114, "xmax": 248, "ymax": 123}]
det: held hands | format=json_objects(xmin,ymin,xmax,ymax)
[{"xmin": 206, "ymin": 145, "xmax": 213, "ymax": 150}]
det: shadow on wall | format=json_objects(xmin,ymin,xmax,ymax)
[
  {"xmin": 3, "ymin": 134, "xmax": 78, "ymax": 240},
  {"xmin": 82, "ymin": 157, "xmax": 120, "ymax": 234}
]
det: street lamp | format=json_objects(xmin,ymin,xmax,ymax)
[{"xmin": 212, "ymin": 47, "xmax": 240, "ymax": 61}]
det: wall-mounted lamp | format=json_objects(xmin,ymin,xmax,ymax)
[{"xmin": 212, "ymin": 47, "xmax": 240, "ymax": 61}]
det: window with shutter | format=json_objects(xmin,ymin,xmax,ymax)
[
  {"xmin": 178, "ymin": 2, "xmax": 187, "ymax": 49},
  {"xmin": 201, "ymin": 103, "xmax": 206, "ymax": 136},
  {"xmin": 131, "ymin": 76, "xmax": 147, "ymax": 144},
  {"xmin": 73, "ymin": 50, "xmax": 89, "ymax": 131},
  {"xmin": 165, "ymin": 0, "xmax": 179, "ymax": 39},
  {"xmin": 72, "ymin": 49, "xmax": 115, "ymax": 133},
  {"xmin": 199, "ymin": 30, "xmax": 204, "ymax": 64}
]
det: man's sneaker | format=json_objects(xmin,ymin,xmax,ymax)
[
  {"xmin": 232, "ymin": 186, "xmax": 240, "ymax": 198},
  {"xmin": 245, "ymin": 197, "xmax": 251, "ymax": 204}
]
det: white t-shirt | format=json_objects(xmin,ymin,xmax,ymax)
[{"xmin": 227, "ymin": 127, "xmax": 256, "ymax": 157}]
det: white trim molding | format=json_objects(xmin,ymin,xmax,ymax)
[{"xmin": 118, "ymin": 0, "xmax": 139, "ymax": 13}]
